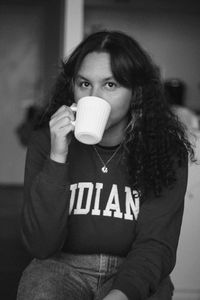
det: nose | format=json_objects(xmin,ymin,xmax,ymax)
[{"xmin": 90, "ymin": 87, "xmax": 103, "ymax": 98}]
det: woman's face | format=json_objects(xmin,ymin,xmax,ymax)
[{"xmin": 73, "ymin": 51, "xmax": 132, "ymax": 143}]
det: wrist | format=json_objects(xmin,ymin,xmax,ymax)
[{"xmin": 50, "ymin": 152, "xmax": 67, "ymax": 163}]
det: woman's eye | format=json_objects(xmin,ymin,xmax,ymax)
[
  {"xmin": 105, "ymin": 82, "xmax": 117, "ymax": 89},
  {"xmin": 80, "ymin": 81, "xmax": 90, "ymax": 88}
]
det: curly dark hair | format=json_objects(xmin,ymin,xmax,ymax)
[{"xmin": 39, "ymin": 30, "xmax": 195, "ymax": 198}]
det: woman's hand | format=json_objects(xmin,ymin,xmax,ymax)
[
  {"xmin": 49, "ymin": 105, "xmax": 75, "ymax": 163},
  {"xmin": 103, "ymin": 289, "xmax": 128, "ymax": 300}
]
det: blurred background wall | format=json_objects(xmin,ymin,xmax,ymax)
[
  {"xmin": 0, "ymin": 0, "xmax": 63, "ymax": 183},
  {"xmin": 0, "ymin": 0, "xmax": 200, "ymax": 299}
]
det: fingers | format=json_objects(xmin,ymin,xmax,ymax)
[
  {"xmin": 49, "ymin": 105, "xmax": 75, "ymax": 142},
  {"xmin": 51, "ymin": 116, "xmax": 74, "ymax": 134},
  {"xmin": 49, "ymin": 105, "xmax": 76, "ymax": 163},
  {"xmin": 50, "ymin": 105, "xmax": 75, "ymax": 126}
]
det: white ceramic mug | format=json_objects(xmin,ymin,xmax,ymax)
[{"xmin": 70, "ymin": 96, "xmax": 111, "ymax": 145}]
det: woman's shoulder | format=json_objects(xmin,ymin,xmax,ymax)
[
  {"xmin": 28, "ymin": 126, "xmax": 50, "ymax": 152},
  {"xmin": 31, "ymin": 126, "xmax": 50, "ymax": 140}
]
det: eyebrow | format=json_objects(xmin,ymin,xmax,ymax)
[{"xmin": 76, "ymin": 74, "xmax": 115, "ymax": 81}]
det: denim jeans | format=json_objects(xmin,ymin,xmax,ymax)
[{"xmin": 17, "ymin": 252, "xmax": 174, "ymax": 300}]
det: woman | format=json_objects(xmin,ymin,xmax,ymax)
[{"xmin": 17, "ymin": 30, "xmax": 194, "ymax": 300}]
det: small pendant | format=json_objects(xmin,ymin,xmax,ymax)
[{"xmin": 101, "ymin": 166, "xmax": 108, "ymax": 173}]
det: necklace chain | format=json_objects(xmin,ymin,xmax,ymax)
[{"xmin": 93, "ymin": 144, "xmax": 121, "ymax": 173}]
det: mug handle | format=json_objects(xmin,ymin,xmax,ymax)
[{"xmin": 70, "ymin": 104, "xmax": 77, "ymax": 126}]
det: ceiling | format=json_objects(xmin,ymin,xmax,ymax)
[
  {"xmin": 1, "ymin": 0, "xmax": 200, "ymax": 12},
  {"xmin": 85, "ymin": 0, "xmax": 200, "ymax": 12}
]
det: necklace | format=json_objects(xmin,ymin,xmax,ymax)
[{"xmin": 93, "ymin": 144, "xmax": 121, "ymax": 173}]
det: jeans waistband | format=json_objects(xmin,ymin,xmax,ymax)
[{"xmin": 56, "ymin": 252, "xmax": 125, "ymax": 275}]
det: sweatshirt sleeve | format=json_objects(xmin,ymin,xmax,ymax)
[
  {"xmin": 21, "ymin": 128, "xmax": 71, "ymax": 259},
  {"xmin": 112, "ymin": 156, "xmax": 188, "ymax": 300}
]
